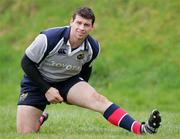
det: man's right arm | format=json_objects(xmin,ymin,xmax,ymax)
[
  {"xmin": 21, "ymin": 54, "xmax": 63, "ymax": 103},
  {"xmin": 21, "ymin": 54, "xmax": 51, "ymax": 93}
]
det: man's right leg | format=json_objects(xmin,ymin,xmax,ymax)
[{"xmin": 16, "ymin": 105, "xmax": 43, "ymax": 133}]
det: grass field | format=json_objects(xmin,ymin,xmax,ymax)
[
  {"xmin": 0, "ymin": 0, "xmax": 179, "ymax": 138},
  {"xmin": 0, "ymin": 105, "xmax": 180, "ymax": 139}
]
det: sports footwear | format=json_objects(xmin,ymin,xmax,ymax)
[
  {"xmin": 141, "ymin": 109, "xmax": 161, "ymax": 134},
  {"xmin": 36, "ymin": 112, "xmax": 49, "ymax": 132}
]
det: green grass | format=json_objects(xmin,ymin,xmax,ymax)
[
  {"xmin": 0, "ymin": 105, "xmax": 180, "ymax": 139},
  {"xmin": 0, "ymin": 0, "xmax": 179, "ymax": 138}
]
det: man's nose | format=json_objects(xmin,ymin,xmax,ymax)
[{"xmin": 79, "ymin": 24, "xmax": 85, "ymax": 30}]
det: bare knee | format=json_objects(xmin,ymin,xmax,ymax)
[
  {"xmin": 91, "ymin": 92, "xmax": 109, "ymax": 103},
  {"xmin": 16, "ymin": 105, "xmax": 42, "ymax": 133},
  {"xmin": 90, "ymin": 92, "xmax": 112, "ymax": 113}
]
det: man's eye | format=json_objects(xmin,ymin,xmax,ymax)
[
  {"xmin": 84, "ymin": 24, "xmax": 90, "ymax": 27},
  {"xmin": 77, "ymin": 21, "xmax": 81, "ymax": 25}
]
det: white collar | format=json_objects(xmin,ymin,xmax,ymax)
[{"xmin": 66, "ymin": 40, "xmax": 85, "ymax": 56}]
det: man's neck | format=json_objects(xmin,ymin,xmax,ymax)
[
  {"xmin": 69, "ymin": 32, "xmax": 86, "ymax": 48},
  {"xmin": 69, "ymin": 37, "xmax": 83, "ymax": 48}
]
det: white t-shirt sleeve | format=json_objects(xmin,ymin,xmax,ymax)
[{"xmin": 25, "ymin": 34, "xmax": 47, "ymax": 63}]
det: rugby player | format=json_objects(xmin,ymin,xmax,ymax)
[{"xmin": 16, "ymin": 7, "xmax": 161, "ymax": 134}]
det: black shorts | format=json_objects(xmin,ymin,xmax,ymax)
[{"xmin": 17, "ymin": 75, "xmax": 84, "ymax": 111}]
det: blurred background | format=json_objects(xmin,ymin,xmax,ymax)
[{"xmin": 0, "ymin": 0, "xmax": 179, "ymax": 138}]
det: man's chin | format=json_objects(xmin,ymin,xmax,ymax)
[{"xmin": 77, "ymin": 35, "xmax": 86, "ymax": 40}]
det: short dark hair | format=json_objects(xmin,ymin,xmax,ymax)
[{"xmin": 72, "ymin": 7, "xmax": 95, "ymax": 25}]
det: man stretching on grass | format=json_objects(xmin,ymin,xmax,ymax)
[{"xmin": 17, "ymin": 7, "xmax": 161, "ymax": 135}]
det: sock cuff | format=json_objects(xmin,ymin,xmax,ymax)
[
  {"xmin": 131, "ymin": 121, "xmax": 142, "ymax": 135},
  {"xmin": 103, "ymin": 103, "xmax": 119, "ymax": 119}
]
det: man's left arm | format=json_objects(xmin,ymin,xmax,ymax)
[
  {"xmin": 80, "ymin": 36, "xmax": 100, "ymax": 82},
  {"xmin": 79, "ymin": 62, "xmax": 92, "ymax": 82}
]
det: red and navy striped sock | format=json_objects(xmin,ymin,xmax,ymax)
[{"xmin": 103, "ymin": 103, "xmax": 142, "ymax": 135}]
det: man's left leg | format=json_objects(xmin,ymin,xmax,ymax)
[{"xmin": 66, "ymin": 81, "xmax": 161, "ymax": 135}]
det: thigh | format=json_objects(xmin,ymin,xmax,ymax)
[
  {"xmin": 54, "ymin": 75, "xmax": 84, "ymax": 102},
  {"xmin": 67, "ymin": 81, "xmax": 112, "ymax": 114},
  {"xmin": 16, "ymin": 105, "xmax": 43, "ymax": 133}
]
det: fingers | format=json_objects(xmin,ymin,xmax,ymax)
[
  {"xmin": 51, "ymin": 98, "xmax": 61, "ymax": 104},
  {"xmin": 45, "ymin": 87, "xmax": 64, "ymax": 104},
  {"xmin": 48, "ymin": 96, "xmax": 63, "ymax": 104},
  {"xmin": 55, "ymin": 94, "xmax": 63, "ymax": 102},
  {"xmin": 52, "ymin": 95, "xmax": 63, "ymax": 104},
  {"xmin": 50, "ymin": 94, "xmax": 63, "ymax": 104}
]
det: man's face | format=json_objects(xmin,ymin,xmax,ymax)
[{"xmin": 70, "ymin": 15, "xmax": 93, "ymax": 40}]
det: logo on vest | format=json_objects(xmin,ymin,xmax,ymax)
[
  {"xmin": 58, "ymin": 48, "xmax": 67, "ymax": 55},
  {"xmin": 77, "ymin": 53, "xmax": 85, "ymax": 60}
]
